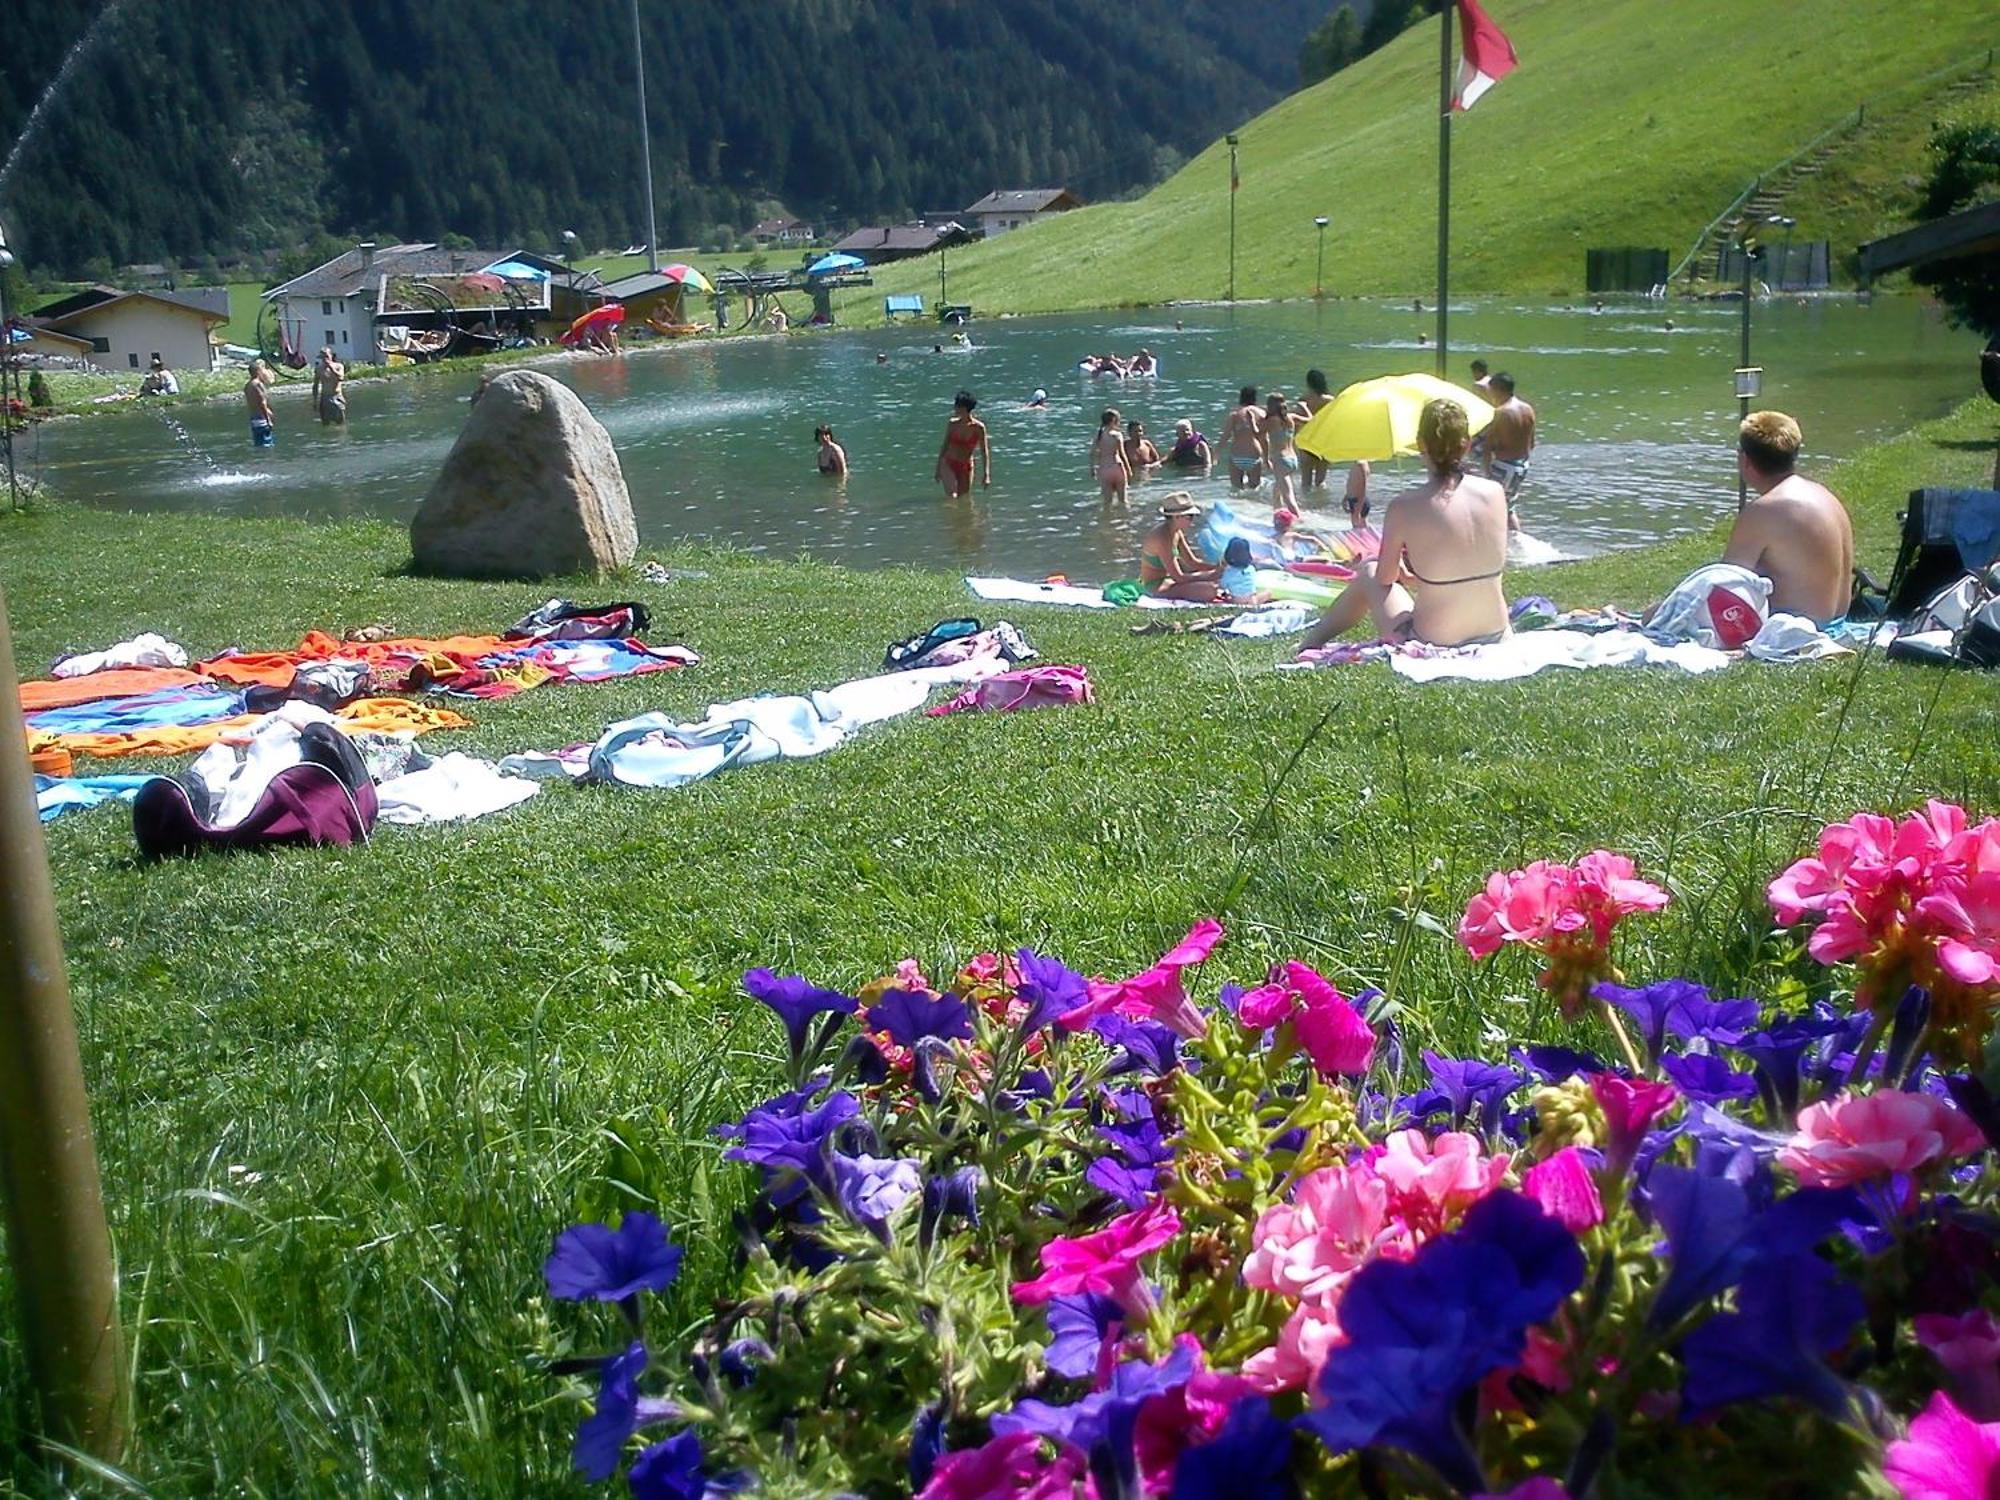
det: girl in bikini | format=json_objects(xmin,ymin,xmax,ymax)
[
  {"xmin": 1264, "ymin": 392, "xmax": 1301, "ymax": 510},
  {"xmin": 934, "ymin": 390, "xmax": 990, "ymax": 498},
  {"xmin": 1091, "ymin": 407, "xmax": 1132, "ymax": 505}
]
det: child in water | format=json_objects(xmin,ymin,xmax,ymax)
[{"xmin": 1218, "ymin": 537, "xmax": 1263, "ymax": 603}]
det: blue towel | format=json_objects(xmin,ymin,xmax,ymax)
[
  {"xmin": 34, "ymin": 774, "xmax": 153, "ymax": 822},
  {"xmin": 25, "ymin": 684, "xmax": 243, "ymax": 736}
]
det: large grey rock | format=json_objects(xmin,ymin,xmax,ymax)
[{"xmin": 411, "ymin": 370, "xmax": 637, "ymax": 578}]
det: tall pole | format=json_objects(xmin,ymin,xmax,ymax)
[
  {"xmin": 0, "ymin": 587, "xmax": 127, "ymax": 1462},
  {"xmin": 630, "ymin": 0, "xmax": 659, "ymax": 273},
  {"xmin": 940, "ymin": 244, "xmax": 947, "ymax": 309},
  {"xmin": 1226, "ymin": 134, "xmax": 1240, "ymax": 303},
  {"xmin": 1314, "ymin": 217, "xmax": 1329, "ymax": 300},
  {"xmin": 1737, "ymin": 232, "xmax": 1753, "ymax": 510},
  {"xmin": 1435, "ymin": 1, "xmax": 1452, "ymax": 377}
]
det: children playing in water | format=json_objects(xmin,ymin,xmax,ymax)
[
  {"xmin": 1091, "ymin": 408, "xmax": 1132, "ymax": 505},
  {"xmin": 935, "ymin": 390, "xmax": 990, "ymax": 498},
  {"xmin": 1264, "ymin": 392, "xmax": 1300, "ymax": 509},
  {"xmin": 1124, "ymin": 419, "xmax": 1160, "ymax": 470}
]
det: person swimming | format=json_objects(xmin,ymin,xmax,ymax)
[
  {"xmin": 1124, "ymin": 418, "xmax": 1160, "ymax": 470},
  {"xmin": 815, "ymin": 424, "xmax": 848, "ymax": 476},
  {"xmin": 1165, "ymin": 419, "xmax": 1212, "ymax": 470}
]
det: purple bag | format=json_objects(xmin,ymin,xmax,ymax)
[
  {"xmin": 134, "ymin": 722, "xmax": 377, "ymax": 858},
  {"xmin": 925, "ymin": 664, "xmax": 1094, "ymax": 716}
]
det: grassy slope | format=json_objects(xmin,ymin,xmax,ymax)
[
  {"xmin": 1, "ymin": 400, "xmax": 1997, "ymax": 1490},
  {"xmin": 840, "ymin": 0, "xmax": 1995, "ymax": 319}
]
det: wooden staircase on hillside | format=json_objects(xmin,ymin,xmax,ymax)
[{"xmin": 1677, "ymin": 62, "xmax": 1994, "ymax": 288}]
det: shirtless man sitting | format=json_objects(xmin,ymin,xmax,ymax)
[
  {"xmin": 1689, "ymin": 411, "xmax": 1855, "ymax": 625},
  {"xmin": 1300, "ymin": 399, "xmax": 1510, "ymax": 650},
  {"xmin": 1481, "ymin": 372, "xmax": 1535, "ymax": 532}
]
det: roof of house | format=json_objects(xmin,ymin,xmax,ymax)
[
  {"xmin": 964, "ymin": 189, "xmax": 1080, "ymax": 216},
  {"xmin": 16, "ymin": 324, "xmax": 96, "ymax": 352},
  {"xmin": 597, "ymin": 269, "xmax": 706, "ymax": 300},
  {"xmin": 265, "ymin": 244, "xmax": 595, "ymax": 301},
  {"xmin": 829, "ymin": 221, "xmax": 975, "ymax": 256},
  {"xmin": 31, "ymin": 286, "xmax": 229, "ymax": 327}
]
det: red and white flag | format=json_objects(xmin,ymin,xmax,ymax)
[{"xmin": 1452, "ymin": 0, "xmax": 1518, "ymax": 111}]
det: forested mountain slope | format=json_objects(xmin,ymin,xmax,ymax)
[{"xmin": 0, "ymin": 0, "xmax": 1333, "ymax": 273}]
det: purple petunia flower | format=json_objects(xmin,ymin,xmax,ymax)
[
  {"xmin": 1881, "ymin": 986, "xmax": 1933, "ymax": 1089},
  {"xmin": 1421, "ymin": 1051, "xmax": 1527, "ymax": 1132},
  {"xmin": 1511, "ymin": 1044, "xmax": 1606, "ymax": 1083},
  {"xmin": 717, "ymin": 1088, "xmax": 860, "ymax": 1207},
  {"xmin": 1305, "ymin": 1192, "xmax": 1585, "ymax": 1495},
  {"xmin": 718, "ymin": 1337, "xmax": 773, "ymax": 1388},
  {"xmin": 922, "ymin": 1165, "xmax": 985, "ymax": 1230},
  {"xmin": 1086, "ymin": 1158, "xmax": 1164, "ymax": 1209},
  {"xmin": 1017, "ymin": 948, "xmax": 1090, "ymax": 1032},
  {"xmin": 1644, "ymin": 1164, "xmax": 1857, "ymax": 1329},
  {"xmin": 1660, "ymin": 1052, "xmax": 1758, "ymax": 1104},
  {"xmin": 866, "ymin": 988, "xmax": 973, "ymax": 1047},
  {"xmin": 831, "ymin": 1152, "xmax": 923, "ymax": 1241},
  {"xmin": 1093, "ymin": 1015, "xmax": 1183, "ymax": 1077},
  {"xmin": 627, "ymin": 1430, "xmax": 710, "ymax": 1500},
  {"xmin": 1679, "ymin": 1255, "xmax": 1864, "ymax": 1419},
  {"xmin": 1173, "ymin": 1396, "xmax": 1299, "ymax": 1500},
  {"xmin": 545, "ymin": 1212, "xmax": 684, "ymax": 1304},
  {"xmin": 571, "ymin": 1341, "xmax": 681, "ymax": 1481},
  {"xmin": 1730, "ymin": 1012, "xmax": 1845, "ymax": 1117},
  {"xmin": 994, "ymin": 1342, "xmax": 1199, "ymax": 1496},
  {"xmin": 742, "ymin": 968, "xmax": 857, "ymax": 1062},
  {"xmin": 910, "ymin": 1403, "xmax": 947, "ymax": 1493},
  {"xmin": 1595, "ymin": 979, "xmax": 1759, "ymax": 1065},
  {"xmin": 1045, "ymin": 1292, "xmax": 1127, "ymax": 1379}
]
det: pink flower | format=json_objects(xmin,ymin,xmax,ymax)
[
  {"xmin": 918, "ymin": 1431, "xmax": 1095, "ymax": 1500},
  {"xmin": 1011, "ymin": 1197, "xmax": 1181, "ymax": 1306},
  {"xmin": 1458, "ymin": 852, "xmax": 1669, "ymax": 1017},
  {"xmin": 1522, "ymin": 1147, "xmax": 1605, "ymax": 1234},
  {"xmin": 1458, "ymin": 860, "xmax": 1575, "ymax": 960},
  {"xmin": 1572, "ymin": 850, "xmax": 1671, "ymax": 945},
  {"xmin": 1917, "ymin": 1310, "xmax": 2000, "ymax": 1421},
  {"xmin": 1589, "ymin": 1074, "xmax": 1680, "ymax": 1171},
  {"xmin": 1284, "ymin": 962, "xmax": 1376, "ymax": 1076},
  {"xmin": 1779, "ymin": 1090, "xmax": 1986, "ymax": 1188},
  {"xmin": 1235, "ymin": 981, "xmax": 1294, "ymax": 1029},
  {"xmin": 1134, "ymin": 1349, "xmax": 1254, "ymax": 1493},
  {"xmin": 1241, "ymin": 1303, "xmax": 1345, "ymax": 1393},
  {"xmin": 1063, "ymin": 919, "xmax": 1224, "ymax": 1038},
  {"xmin": 1243, "ymin": 1162, "xmax": 1401, "ymax": 1309},
  {"xmin": 1474, "ymin": 1484, "xmax": 1571, "ymax": 1500},
  {"xmin": 1884, "ymin": 1389, "xmax": 2000, "ymax": 1500},
  {"xmin": 1371, "ymin": 1129, "xmax": 1510, "ymax": 1236}
]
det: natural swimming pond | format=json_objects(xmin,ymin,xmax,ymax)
[{"xmin": 29, "ymin": 298, "xmax": 1982, "ymax": 579}]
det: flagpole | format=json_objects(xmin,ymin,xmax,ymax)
[{"xmin": 1436, "ymin": 1, "xmax": 1451, "ymax": 377}]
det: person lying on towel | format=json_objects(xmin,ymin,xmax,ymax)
[
  {"xmin": 1300, "ymin": 399, "xmax": 1511, "ymax": 650},
  {"xmin": 1649, "ymin": 411, "xmax": 1855, "ymax": 630}
]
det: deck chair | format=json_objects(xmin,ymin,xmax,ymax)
[{"xmin": 1851, "ymin": 487, "xmax": 2000, "ymax": 620}]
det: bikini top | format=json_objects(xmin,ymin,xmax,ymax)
[{"xmin": 1403, "ymin": 547, "xmax": 1504, "ymax": 589}]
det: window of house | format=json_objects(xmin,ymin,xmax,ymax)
[
  {"xmin": 129, "ymin": 352, "xmax": 140, "ymax": 368},
  {"xmin": 340, "ymin": 330, "xmax": 348, "ymax": 344},
  {"xmin": 91, "ymin": 337, "xmax": 110, "ymax": 353},
  {"xmin": 322, "ymin": 299, "xmax": 333, "ymax": 315},
  {"xmin": 324, "ymin": 329, "xmax": 335, "ymax": 347}
]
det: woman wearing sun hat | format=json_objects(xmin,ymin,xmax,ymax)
[{"xmin": 1139, "ymin": 493, "xmax": 1225, "ymax": 601}]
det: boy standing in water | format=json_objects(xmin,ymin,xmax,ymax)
[
  {"xmin": 1482, "ymin": 372, "xmax": 1536, "ymax": 532},
  {"xmin": 245, "ymin": 360, "xmax": 276, "ymax": 447},
  {"xmin": 1222, "ymin": 386, "xmax": 1266, "ymax": 490}
]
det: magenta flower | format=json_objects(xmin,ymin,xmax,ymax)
[
  {"xmin": 1235, "ymin": 981, "xmax": 1295, "ymax": 1030},
  {"xmin": 1779, "ymin": 1089, "xmax": 1986, "ymax": 1189},
  {"xmin": 1067, "ymin": 918, "xmax": 1224, "ymax": 1038},
  {"xmin": 1011, "ymin": 1196, "xmax": 1181, "ymax": 1306},
  {"xmin": 1884, "ymin": 1389, "xmax": 2000, "ymax": 1500},
  {"xmin": 1916, "ymin": 1310, "xmax": 2000, "ymax": 1421},
  {"xmin": 916, "ymin": 1431, "xmax": 1089, "ymax": 1500},
  {"xmin": 1284, "ymin": 962, "xmax": 1377, "ymax": 1077},
  {"xmin": 1522, "ymin": 1147, "xmax": 1604, "ymax": 1235},
  {"xmin": 1588, "ymin": 1073, "xmax": 1679, "ymax": 1175}
]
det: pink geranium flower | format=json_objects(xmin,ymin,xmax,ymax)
[
  {"xmin": 1884, "ymin": 1390, "xmax": 2000, "ymax": 1500},
  {"xmin": 1242, "ymin": 1162, "xmax": 1402, "ymax": 1309},
  {"xmin": 1062, "ymin": 919, "xmax": 1223, "ymax": 1038},
  {"xmin": 1458, "ymin": 852, "xmax": 1669, "ymax": 1018},
  {"xmin": 1241, "ymin": 1302, "xmax": 1345, "ymax": 1394},
  {"xmin": 1011, "ymin": 1197, "xmax": 1181, "ymax": 1306},
  {"xmin": 1522, "ymin": 1147, "xmax": 1605, "ymax": 1234},
  {"xmin": 1778, "ymin": 1090, "xmax": 1986, "ymax": 1189},
  {"xmin": 1458, "ymin": 860, "xmax": 1577, "ymax": 960},
  {"xmin": 1371, "ymin": 1129, "xmax": 1511, "ymax": 1237}
]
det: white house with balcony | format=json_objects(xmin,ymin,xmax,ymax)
[
  {"xmin": 28, "ymin": 286, "xmax": 229, "ymax": 373},
  {"xmin": 963, "ymin": 189, "xmax": 1083, "ymax": 239}
]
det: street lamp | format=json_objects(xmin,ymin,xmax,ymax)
[
  {"xmin": 1313, "ymin": 216, "xmax": 1330, "ymax": 300},
  {"xmin": 1731, "ymin": 224, "xmax": 1765, "ymax": 509},
  {"xmin": 1225, "ymin": 134, "xmax": 1240, "ymax": 303},
  {"xmin": 1769, "ymin": 214, "xmax": 1796, "ymax": 291}
]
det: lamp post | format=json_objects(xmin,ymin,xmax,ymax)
[
  {"xmin": 1226, "ymin": 134, "xmax": 1240, "ymax": 303},
  {"xmin": 1770, "ymin": 214, "xmax": 1796, "ymax": 291},
  {"xmin": 1313, "ymin": 216, "xmax": 1330, "ymax": 300},
  {"xmin": 0, "ymin": 223, "xmax": 16, "ymax": 512},
  {"xmin": 1733, "ymin": 225, "xmax": 1762, "ymax": 510},
  {"xmin": 630, "ymin": 0, "xmax": 659, "ymax": 272}
]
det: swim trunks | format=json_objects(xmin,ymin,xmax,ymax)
[
  {"xmin": 250, "ymin": 419, "xmax": 275, "ymax": 448},
  {"xmin": 1489, "ymin": 457, "xmax": 1529, "ymax": 499},
  {"xmin": 319, "ymin": 393, "xmax": 347, "ymax": 425},
  {"xmin": 1230, "ymin": 454, "xmax": 1260, "ymax": 472}
]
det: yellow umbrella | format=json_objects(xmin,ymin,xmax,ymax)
[{"xmin": 1295, "ymin": 373, "xmax": 1495, "ymax": 463}]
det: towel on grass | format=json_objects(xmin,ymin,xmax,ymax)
[
  {"xmin": 34, "ymin": 774, "xmax": 152, "ymax": 823},
  {"xmin": 52, "ymin": 633, "xmax": 190, "ymax": 678},
  {"xmin": 1286, "ymin": 619, "xmax": 1852, "ymax": 683},
  {"xmin": 967, "ymin": 576, "xmax": 1220, "ymax": 611}
]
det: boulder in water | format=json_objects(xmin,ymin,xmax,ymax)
[{"xmin": 411, "ymin": 370, "xmax": 637, "ymax": 578}]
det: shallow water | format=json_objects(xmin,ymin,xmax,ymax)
[{"xmin": 30, "ymin": 298, "xmax": 1981, "ymax": 578}]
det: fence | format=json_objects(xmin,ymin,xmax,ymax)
[
  {"xmin": 1586, "ymin": 247, "xmax": 1669, "ymax": 293},
  {"xmin": 1717, "ymin": 241, "xmax": 1831, "ymax": 291}
]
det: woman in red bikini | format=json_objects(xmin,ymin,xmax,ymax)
[{"xmin": 934, "ymin": 389, "xmax": 991, "ymax": 498}]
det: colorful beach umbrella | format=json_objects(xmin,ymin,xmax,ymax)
[
  {"xmin": 807, "ymin": 252, "xmax": 865, "ymax": 276},
  {"xmin": 1295, "ymin": 373, "xmax": 1495, "ymax": 464},
  {"xmin": 658, "ymin": 263, "xmax": 713, "ymax": 293},
  {"xmin": 561, "ymin": 302, "xmax": 626, "ymax": 344}
]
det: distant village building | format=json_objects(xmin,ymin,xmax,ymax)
[
  {"xmin": 828, "ymin": 220, "xmax": 978, "ymax": 265},
  {"xmin": 28, "ymin": 286, "xmax": 229, "ymax": 373},
  {"xmin": 264, "ymin": 242, "xmax": 591, "ymax": 365},
  {"xmin": 751, "ymin": 217, "xmax": 816, "ymax": 244},
  {"xmin": 963, "ymin": 189, "xmax": 1083, "ymax": 239}
]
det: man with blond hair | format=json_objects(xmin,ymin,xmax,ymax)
[{"xmin": 1718, "ymin": 411, "xmax": 1854, "ymax": 624}]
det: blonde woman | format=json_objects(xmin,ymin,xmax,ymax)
[{"xmin": 1300, "ymin": 399, "xmax": 1509, "ymax": 649}]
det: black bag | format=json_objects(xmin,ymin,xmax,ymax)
[
  {"xmin": 884, "ymin": 617, "xmax": 981, "ymax": 671},
  {"xmin": 1884, "ymin": 568, "xmax": 2000, "ymax": 670}
]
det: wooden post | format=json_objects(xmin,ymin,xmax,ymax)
[{"xmin": 0, "ymin": 584, "xmax": 127, "ymax": 1461}]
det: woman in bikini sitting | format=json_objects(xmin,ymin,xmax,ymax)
[
  {"xmin": 1299, "ymin": 399, "xmax": 1510, "ymax": 650},
  {"xmin": 934, "ymin": 389, "xmax": 991, "ymax": 498},
  {"xmin": 1091, "ymin": 407, "xmax": 1132, "ymax": 505},
  {"xmin": 1139, "ymin": 493, "xmax": 1224, "ymax": 602}
]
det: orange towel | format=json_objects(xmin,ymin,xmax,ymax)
[
  {"xmin": 36, "ymin": 698, "xmax": 470, "ymax": 762},
  {"xmin": 196, "ymin": 632, "xmax": 509, "ymax": 687},
  {"xmin": 19, "ymin": 666, "xmax": 208, "ymax": 712}
]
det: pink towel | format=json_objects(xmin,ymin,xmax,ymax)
[{"xmin": 925, "ymin": 664, "xmax": 1094, "ymax": 716}]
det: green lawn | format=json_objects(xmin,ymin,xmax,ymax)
[
  {"xmin": 834, "ymin": 0, "xmax": 1994, "ymax": 322},
  {"xmin": 1, "ymin": 398, "xmax": 1997, "ymax": 1491}
]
